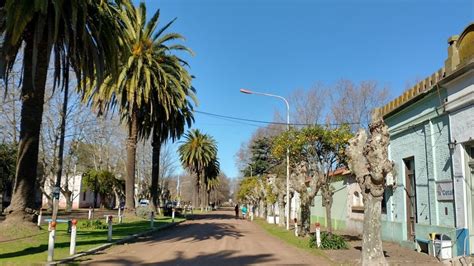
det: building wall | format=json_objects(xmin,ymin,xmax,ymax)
[
  {"xmin": 384, "ymin": 89, "xmax": 461, "ymax": 254},
  {"xmin": 42, "ymin": 174, "xmax": 102, "ymax": 209},
  {"xmin": 444, "ymin": 68, "xmax": 474, "ymax": 254},
  {"xmin": 310, "ymin": 180, "xmax": 349, "ymax": 232}
]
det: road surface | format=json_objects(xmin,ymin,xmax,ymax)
[{"xmin": 80, "ymin": 209, "xmax": 329, "ymax": 265}]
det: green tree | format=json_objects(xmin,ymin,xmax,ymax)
[
  {"xmin": 0, "ymin": 0, "xmax": 122, "ymax": 223},
  {"xmin": 87, "ymin": 3, "xmax": 194, "ymax": 213},
  {"xmin": 273, "ymin": 125, "xmax": 352, "ymax": 235},
  {"xmin": 82, "ymin": 169, "xmax": 123, "ymax": 209},
  {"xmin": 178, "ymin": 129, "xmax": 219, "ymax": 209}
]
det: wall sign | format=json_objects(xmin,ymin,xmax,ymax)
[{"xmin": 437, "ymin": 181, "xmax": 454, "ymax": 201}]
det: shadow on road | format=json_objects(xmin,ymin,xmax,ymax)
[
  {"xmin": 191, "ymin": 210, "xmax": 235, "ymax": 221},
  {"xmin": 82, "ymin": 250, "xmax": 275, "ymax": 266},
  {"xmin": 138, "ymin": 221, "xmax": 244, "ymax": 244}
]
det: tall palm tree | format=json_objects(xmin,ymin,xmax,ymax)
[
  {"xmin": 204, "ymin": 160, "xmax": 220, "ymax": 209},
  {"xmin": 139, "ymin": 98, "xmax": 195, "ymax": 212},
  {"xmin": 87, "ymin": 3, "xmax": 193, "ymax": 212},
  {"xmin": 178, "ymin": 129, "xmax": 218, "ymax": 209},
  {"xmin": 0, "ymin": 0, "xmax": 122, "ymax": 223}
]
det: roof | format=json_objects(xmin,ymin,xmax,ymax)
[{"xmin": 379, "ymin": 23, "xmax": 474, "ymax": 118}]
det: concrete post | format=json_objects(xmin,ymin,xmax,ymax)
[
  {"xmin": 69, "ymin": 219, "xmax": 77, "ymax": 255},
  {"xmin": 294, "ymin": 218, "xmax": 298, "ymax": 237},
  {"xmin": 37, "ymin": 209, "xmax": 42, "ymax": 227},
  {"xmin": 107, "ymin": 215, "xmax": 113, "ymax": 242},
  {"xmin": 118, "ymin": 207, "xmax": 122, "ymax": 224},
  {"xmin": 172, "ymin": 208, "xmax": 175, "ymax": 223},
  {"xmin": 88, "ymin": 207, "xmax": 93, "ymax": 220},
  {"xmin": 150, "ymin": 211, "xmax": 155, "ymax": 229},
  {"xmin": 315, "ymin": 222, "xmax": 321, "ymax": 247},
  {"xmin": 47, "ymin": 221, "xmax": 57, "ymax": 262}
]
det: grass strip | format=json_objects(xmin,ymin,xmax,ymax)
[
  {"xmin": 254, "ymin": 219, "xmax": 330, "ymax": 260},
  {"xmin": 0, "ymin": 216, "xmax": 183, "ymax": 264}
]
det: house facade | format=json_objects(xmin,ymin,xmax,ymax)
[{"xmin": 378, "ymin": 23, "xmax": 474, "ymax": 256}]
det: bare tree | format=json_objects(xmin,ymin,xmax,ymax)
[
  {"xmin": 346, "ymin": 111, "xmax": 393, "ymax": 266},
  {"xmin": 289, "ymin": 83, "xmax": 328, "ymax": 126},
  {"xmin": 330, "ymin": 80, "xmax": 389, "ymax": 130}
]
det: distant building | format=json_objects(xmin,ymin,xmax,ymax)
[
  {"xmin": 42, "ymin": 174, "xmax": 103, "ymax": 210},
  {"xmin": 310, "ymin": 168, "xmax": 365, "ymax": 235}
]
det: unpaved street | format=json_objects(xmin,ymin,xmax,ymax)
[{"xmin": 80, "ymin": 209, "xmax": 330, "ymax": 265}]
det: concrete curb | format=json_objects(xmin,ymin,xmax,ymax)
[{"xmin": 48, "ymin": 220, "xmax": 185, "ymax": 265}]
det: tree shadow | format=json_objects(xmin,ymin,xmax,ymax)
[
  {"xmin": 354, "ymin": 246, "xmax": 390, "ymax": 258},
  {"xmin": 136, "ymin": 222, "xmax": 244, "ymax": 244},
  {"xmin": 0, "ymin": 238, "xmax": 109, "ymax": 259},
  {"xmin": 80, "ymin": 250, "xmax": 275, "ymax": 266}
]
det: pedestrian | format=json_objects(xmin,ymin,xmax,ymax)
[
  {"xmin": 241, "ymin": 205, "xmax": 247, "ymax": 220},
  {"xmin": 235, "ymin": 204, "xmax": 239, "ymax": 218}
]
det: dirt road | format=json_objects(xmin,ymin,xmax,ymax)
[{"xmin": 79, "ymin": 209, "xmax": 330, "ymax": 265}]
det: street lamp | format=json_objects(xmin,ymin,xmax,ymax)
[{"xmin": 240, "ymin": 88, "xmax": 291, "ymax": 230}]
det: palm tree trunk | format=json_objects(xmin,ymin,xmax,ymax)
[
  {"xmin": 150, "ymin": 132, "xmax": 161, "ymax": 213},
  {"xmin": 5, "ymin": 30, "xmax": 51, "ymax": 224},
  {"xmin": 125, "ymin": 106, "xmax": 138, "ymax": 213}
]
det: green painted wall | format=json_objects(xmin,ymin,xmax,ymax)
[{"xmin": 310, "ymin": 180, "xmax": 348, "ymax": 231}]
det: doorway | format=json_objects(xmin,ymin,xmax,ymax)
[{"xmin": 404, "ymin": 157, "xmax": 417, "ymax": 241}]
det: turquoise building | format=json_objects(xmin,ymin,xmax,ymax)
[{"xmin": 310, "ymin": 23, "xmax": 474, "ymax": 259}]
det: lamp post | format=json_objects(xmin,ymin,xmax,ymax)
[{"xmin": 240, "ymin": 88, "xmax": 291, "ymax": 230}]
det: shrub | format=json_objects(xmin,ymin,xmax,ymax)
[
  {"xmin": 81, "ymin": 219, "xmax": 108, "ymax": 230},
  {"xmin": 136, "ymin": 206, "xmax": 153, "ymax": 219},
  {"xmin": 309, "ymin": 232, "xmax": 348, "ymax": 250}
]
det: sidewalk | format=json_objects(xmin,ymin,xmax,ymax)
[{"xmin": 323, "ymin": 234, "xmax": 440, "ymax": 265}]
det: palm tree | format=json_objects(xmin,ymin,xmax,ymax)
[
  {"xmin": 138, "ymin": 89, "xmax": 196, "ymax": 212},
  {"xmin": 204, "ymin": 161, "xmax": 220, "ymax": 209},
  {"xmin": 178, "ymin": 129, "xmax": 219, "ymax": 209},
  {"xmin": 87, "ymin": 3, "xmax": 193, "ymax": 212},
  {"xmin": 0, "ymin": 0, "xmax": 122, "ymax": 223}
]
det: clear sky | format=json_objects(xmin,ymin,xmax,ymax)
[{"xmin": 143, "ymin": 0, "xmax": 473, "ymax": 179}]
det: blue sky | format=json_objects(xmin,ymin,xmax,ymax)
[{"xmin": 144, "ymin": 0, "xmax": 473, "ymax": 178}]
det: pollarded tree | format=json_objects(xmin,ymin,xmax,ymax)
[
  {"xmin": 86, "ymin": 3, "xmax": 193, "ymax": 212},
  {"xmin": 346, "ymin": 111, "xmax": 393, "ymax": 266},
  {"xmin": 0, "ymin": 0, "xmax": 122, "ymax": 224},
  {"xmin": 178, "ymin": 129, "xmax": 218, "ymax": 209}
]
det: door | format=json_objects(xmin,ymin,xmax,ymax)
[{"xmin": 404, "ymin": 157, "xmax": 417, "ymax": 241}]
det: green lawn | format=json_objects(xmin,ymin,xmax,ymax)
[
  {"xmin": 254, "ymin": 219, "xmax": 330, "ymax": 260},
  {"xmin": 0, "ymin": 216, "xmax": 183, "ymax": 264}
]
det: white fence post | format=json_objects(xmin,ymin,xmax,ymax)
[
  {"xmin": 294, "ymin": 218, "xmax": 299, "ymax": 237},
  {"xmin": 315, "ymin": 222, "xmax": 321, "ymax": 247},
  {"xmin": 88, "ymin": 207, "xmax": 93, "ymax": 220},
  {"xmin": 172, "ymin": 208, "xmax": 175, "ymax": 223},
  {"xmin": 118, "ymin": 207, "xmax": 122, "ymax": 224},
  {"xmin": 37, "ymin": 209, "xmax": 42, "ymax": 227},
  {"xmin": 69, "ymin": 219, "xmax": 77, "ymax": 255},
  {"xmin": 47, "ymin": 221, "xmax": 56, "ymax": 262}
]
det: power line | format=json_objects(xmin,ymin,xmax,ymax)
[{"xmin": 194, "ymin": 110, "xmax": 359, "ymax": 126}]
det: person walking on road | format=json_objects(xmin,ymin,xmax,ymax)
[
  {"xmin": 241, "ymin": 205, "xmax": 248, "ymax": 220},
  {"xmin": 235, "ymin": 204, "xmax": 239, "ymax": 218}
]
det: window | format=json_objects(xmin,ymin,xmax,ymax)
[{"xmin": 83, "ymin": 192, "xmax": 86, "ymax": 201}]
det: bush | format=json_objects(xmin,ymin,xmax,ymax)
[
  {"xmin": 136, "ymin": 206, "xmax": 153, "ymax": 219},
  {"xmin": 309, "ymin": 232, "xmax": 348, "ymax": 250},
  {"xmin": 81, "ymin": 219, "xmax": 108, "ymax": 230}
]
